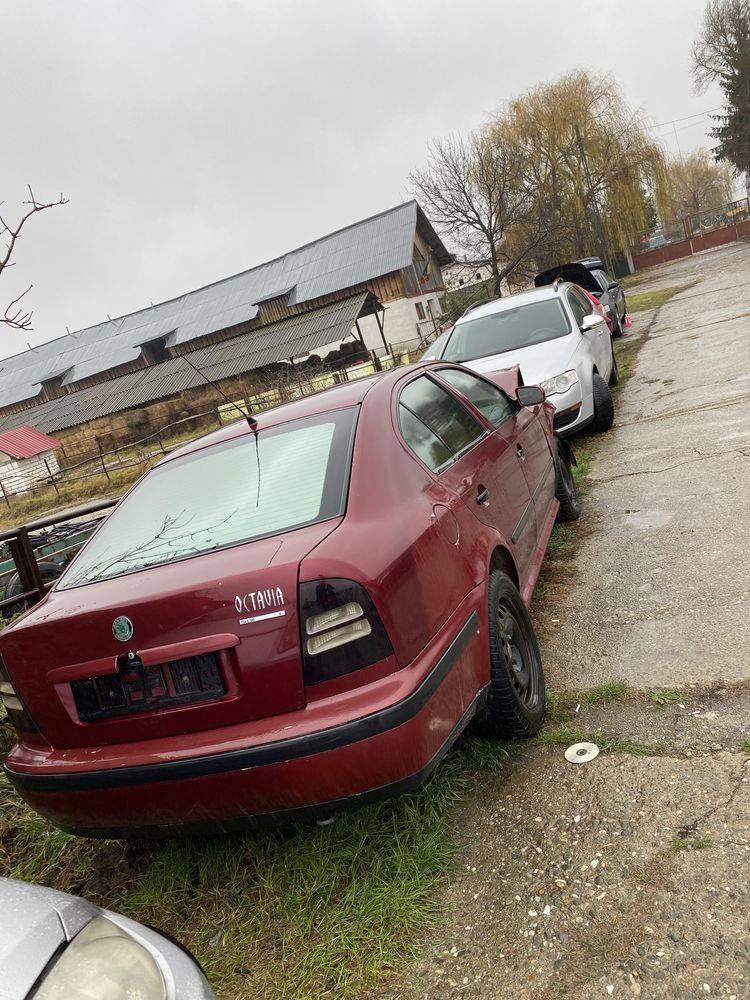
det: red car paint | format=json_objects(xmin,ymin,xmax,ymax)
[
  {"xmin": 580, "ymin": 287, "xmax": 612, "ymax": 332},
  {"xmin": 0, "ymin": 361, "xmax": 558, "ymax": 837}
]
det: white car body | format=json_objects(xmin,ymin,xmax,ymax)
[{"xmin": 425, "ymin": 284, "xmax": 615, "ymax": 435}]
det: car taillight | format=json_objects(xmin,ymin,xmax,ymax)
[
  {"xmin": 299, "ymin": 579, "xmax": 394, "ymax": 685},
  {"xmin": 0, "ymin": 655, "xmax": 39, "ymax": 734}
]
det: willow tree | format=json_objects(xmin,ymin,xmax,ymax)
[
  {"xmin": 664, "ymin": 149, "xmax": 735, "ymax": 221},
  {"xmin": 489, "ymin": 71, "xmax": 669, "ymax": 266}
]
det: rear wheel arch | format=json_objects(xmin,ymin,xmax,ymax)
[{"xmin": 488, "ymin": 545, "xmax": 519, "ymax": 591}]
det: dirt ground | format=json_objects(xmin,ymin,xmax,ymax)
[{"xmin": 390, "ymin": 244, "xmax": 750, "ymax": 1000}]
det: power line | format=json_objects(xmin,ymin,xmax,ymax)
[{"xmin": 645, "ymin": 107, "xmax": 722, "ymax": 130}]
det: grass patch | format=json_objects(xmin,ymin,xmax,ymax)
[
  {"xmin": 0, "ymin": 733, "xmax": 522, "ymax": 1000},
  {"xmin": 546, "ymin": 524, "xmax": 575, "ymax": 557},
  {"xmin": 671, "ymin": 836, "xmax": 713, "ymax": 852},
  {"xmin": 545, "ymin": 682, "xmax": 630, "ymax": 722},
  {"xmin": 0, "ymin": 463, "xmax": 151, "ymax": 531},
  {"xmin": 740, "ymin": 738, "xmax": 750, "ymax": 755},
  {"xmin": 534, "ymin": 725, "xmax": 650, "ymax": 756},
  {"xmin": 626, "ymin": 284, "xmax": 688, "ymax": 313},
  {"xmin": 650, "ymin": 687, "xmax": 681, "ymax": 707}
]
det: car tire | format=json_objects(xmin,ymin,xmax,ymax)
[
  {"xmin": 554, "ymin": 439, "xmax": 581, "ymax": 522},
  {"xmin": 4, "ymin": 560, "xmax": 63, "ymax": 599},
  {"xmin": 608, "ymin": 344, "xmax": 620, "ymax": 387},
  {"xmin": 591, "ymin": 373, "xmax": 614, "ymax": 432},
  {"xmin": 477, "ymin": 571, "xmax": 545, "ymax": 738},
  {"xmin": 611, "ymin": 313, "xmax": 623, "ymax": 338}
]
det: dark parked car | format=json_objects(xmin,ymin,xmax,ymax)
[
  {"xmin": 0, "ymin": 877, "xmax": 214, "ymax": 999},
  {"xmin": 535, "ymin": 259, "xmax": 629, "ymax": 337},
  {"xmin": 0, "ymin": 362, "xmax": 577, "ymax": 838}
]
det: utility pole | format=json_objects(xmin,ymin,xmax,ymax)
[{"xmin": 574, "ymin": 124, "xmax": 613, "ymax": 273}]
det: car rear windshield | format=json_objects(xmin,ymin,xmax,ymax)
[
  {"xmin": 58, "ymin": 408, "xmax": 357, "ymax": 588},
  {"xmin": 442, "ymin": 299, "xmax": 571, "ymax": 362}
]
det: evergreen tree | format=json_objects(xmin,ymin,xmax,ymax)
[{"xmin": 693, "ymin": 0, "xmax": 750, "ymax": 173}]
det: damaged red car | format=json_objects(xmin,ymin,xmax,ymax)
[{"xmin": 0, "ymin": 361, "xmax": 577, "ymax": 837}]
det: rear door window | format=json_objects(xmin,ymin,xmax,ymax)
[
  {"xmin": 399, "ymin": 375, "xmax": 485, "ymax": 472},
  {"xmin": 437, "ymin": 368, "xmax": 516, "ymax": 428},
  {"xmin": 567, "ymin": 289, "xmax": 590, "ymax": 326}
]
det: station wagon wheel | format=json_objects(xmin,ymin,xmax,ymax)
[
  {"xmin": 477, "ymin": 571, "xmax": 545, "ymax": 738},
  {"xmin": 554, "ymin": 439, "xmax": 581, "ymax": 522},
  {"xmin": 608, "ymin": 343, "xmax": 620, "ymax": 387},
  {"xmin": 591, "ymin": 373, "xmax": 614, "ymax": 432}
]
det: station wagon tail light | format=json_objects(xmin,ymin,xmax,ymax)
[
  {"xmin": 299, "ymin": 579, "xmax": 394, "ymax": 685},
  {"xmin": 0, "ymin": 656, "xmax": 38, "ymax": 734}
]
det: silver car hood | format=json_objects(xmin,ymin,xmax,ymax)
[
  {"xmin": 458, "ymin": 334, "xmax": 579, "ymax": 386},
  {"xmin": 0, "ymin": 879, "xmax": 95, "ymax": 1000}
]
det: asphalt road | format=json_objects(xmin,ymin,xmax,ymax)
[{"xmin": 392, "ymin": 244, "xmax": 750, "ymax": 1000}]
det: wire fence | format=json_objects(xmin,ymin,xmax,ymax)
[{"xmin": 634, "ymin": 196, "xmax": 750, "ymax": 252}]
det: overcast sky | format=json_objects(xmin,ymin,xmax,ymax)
[{"xmin": 1, "ymin": 0, "xmax": 725, "ymax": 358}]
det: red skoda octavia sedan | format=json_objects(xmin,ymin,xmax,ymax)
[{"xmin": 0, "ymin": 361, "xmax": 577, "ymax": 837}]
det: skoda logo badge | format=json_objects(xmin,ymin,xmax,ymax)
[{"xmin": 112, "ymin": 616, "xmax": 134, "ymax": 642}]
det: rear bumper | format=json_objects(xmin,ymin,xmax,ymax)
[{"xmin": 5, "ymin": 595, "xmax": 487, "ymax": 837}]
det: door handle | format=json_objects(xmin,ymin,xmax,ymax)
[
  {"xmin": 516, "ymin": 445, "xmax": 525, "ymax": 460},
  {"xmin": 476, "ymin": 487, "xmax": 489, "ymax": 505}
]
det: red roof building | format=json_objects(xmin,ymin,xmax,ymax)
[{"xmin": 0, "ymin": 426, "xmax": 61, "ymax": 460}]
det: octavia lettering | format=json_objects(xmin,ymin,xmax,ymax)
[
  {"xmin": 234, "ymin": 588, "xmax": 285, "ymax": 614},
  {"xmin": 234, "ymin": 587, "xmax": 287, "ymax": 624}
]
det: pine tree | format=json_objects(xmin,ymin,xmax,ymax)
[{"xmin": 693, "ymin": 0, "xmax": 750, "ymax": 173}]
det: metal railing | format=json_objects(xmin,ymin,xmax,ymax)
[{"xmin": 0, "ymin": 497, "xmax": 119, "ymax": 617}]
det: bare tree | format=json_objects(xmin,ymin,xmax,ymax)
[
  {"xmin": 0, "ymin": 186, "xmax": 68, "ymax": 331},
  {"xmin": 410, "ymin": 132, "xmax": 547, "ymax": 297}
]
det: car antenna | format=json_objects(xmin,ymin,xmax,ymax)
[{"xmin": 180, "ymin": 355, "xmax": 258, "ymax": 430}]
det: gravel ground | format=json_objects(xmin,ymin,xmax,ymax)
[{"xmin": 389, "ymin": 244, "xmax": 750, "ymax": 1000}]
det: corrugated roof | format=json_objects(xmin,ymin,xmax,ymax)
[
  {"xmin": 0, "ymin": 295, "xmax": 371, "ymax": 436},
  {"xmin": 0, "ymin": 426, "xmax": 61, "ymax": 459},
  {"xmin": 0, "ymin": 201, "xmax": 448, "ymax": 409}
]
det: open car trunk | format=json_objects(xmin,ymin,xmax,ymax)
[{"xmin": 534, "ymin": 262, "xmax": 602, "ymax": 296}]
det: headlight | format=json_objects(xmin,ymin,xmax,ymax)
[
  {"xmin": 604, "ymin": 304, "xmax": 612, "ymax": 314},
  {"xmin": 539, "ymin": 370, "xmax": 579, "ymax": 396},
  {"xmin": 33, "ymin": 916, "xmax": 166, "ymax": 1000}
]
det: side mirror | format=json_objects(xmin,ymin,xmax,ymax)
[
  {"xmin": 516, "ymin": 385, "xmax": 546, "ymax": 406},
  {"xmin": 607, "ymin": 280, "xmax": 619, "ymax": 291},
  {"xmin": 580, "ymin": 313, "xmax": 604, "ymax": 331}
]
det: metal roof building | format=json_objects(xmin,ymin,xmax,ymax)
[
  {"xmin": 0, "ymin": 296, "xmax": 376, "ymax": 434},
  {"xmin": 0, "ymin": 201, "xmax": 451, "ymax": 430}
]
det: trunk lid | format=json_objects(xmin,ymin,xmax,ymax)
[
  {"xmin": 534, "ymin": 261, "xmax": 601, "ymax": 295},
  {"xmin": 1, "ymin": 520, "xmax": 339, "ymax": 749}
]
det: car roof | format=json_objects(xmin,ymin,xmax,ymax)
[
  {"xmin": 166, "ymin": 371, "xmax": 387, "ymax": 461},
  {"xmin": 455, "ymin": 284, "xmax": 564, "ymax": 325}
]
